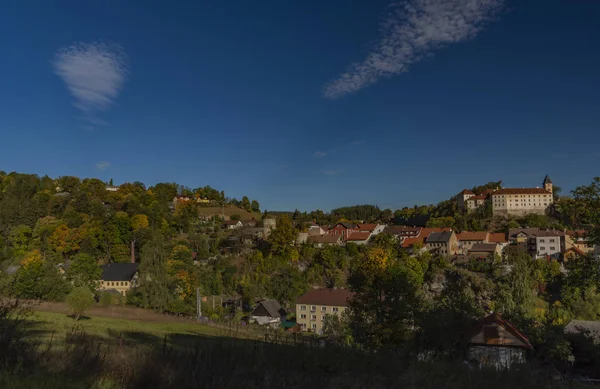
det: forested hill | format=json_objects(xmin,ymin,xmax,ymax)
[{"xmin": 0, "ymin": 170, "xmax": 259, "ymax": 263}]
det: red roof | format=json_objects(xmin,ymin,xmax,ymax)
[
  {"xmin": 355, "ymin": 223, "xmax": 377, "ymax": 232},
  {"xmin": 487, "ymin": 232, "xmax": 507, "ymax": 243},
  {"xmin": 401, "ymin": 228, "xmax": 451, "ymax": 248},
  {"xmin": 459, "ymin": 189, "xmax": 475, "ymax": 195},
  {"xmin": 457, "ymin": 231, "xmax": 488, "ymax": 241},
  {"xmin": 470, "ymin": 313, "xmax": 532, "ymax": 349},
  {"xmin": 346, "ymin": 231, "xmax": 371, "ymax": 241},
  {"xmin": 492, "ymin": 188, "xmax": 550, "ymax": 195},
  {"xmin": 566, "ymin": 246, "xmax": 586, "ymax": 256},
  {"xmin": 467, "ymin": 195, "xmax": 487, "ymax": 201},
  {"xmin": 296, "ymin": 288, "xmax": 354, "ymax": 306}
]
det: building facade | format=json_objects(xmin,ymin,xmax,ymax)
[
  {"xmin": 457, "ymin": 189, "xmax": 475, "ymax": 211},
  {"xmin": 491, "ymin": 176, "xmax": 553, "ymax": 217},
  {"xmin": 296, "ymin": 288, "xmax": 353, "ymax": 334}
]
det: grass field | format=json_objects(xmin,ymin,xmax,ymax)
[{"xmin": 28, "ymin": 310, "xmax": 242, "ymax": 348}]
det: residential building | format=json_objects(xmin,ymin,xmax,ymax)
[
  {"xmin": 307, "ymin": 234, "xmax": 342, "ymax": 247},
  {"xmin": 469, "ymin": 243, "xmax": 501, "ymax": 259},
  {"xmin": 425, "ymin": 231, "xmax": 458, "ymax": 256},
  {"xmin": 491, "ymin": 176, "xmax": 554, "ymax": 217},
  {"xmin": 326, "ymin": 223, "xmax": 356, "ymax": 241},
  {"xmin": 508, "ymin": 228, "xmax": 565, "ymax": 259},
  {"xmin": 296, "ymin": 288, "xmax": 354, "ymax": 334},
  {"xmin": 307, "ymin": 224, "xmax": 326, "ymax": 236},
  {"xmin": 457, "ymin": 232, "xmax": 489, "ymax": 254},
  {"xmin": 98, "ymin": 263, "xmax": 139, "ymax": 296},
  {"xmin": 565, "ymin": 230, "xmax": 594, "ymax": 254},
  {"xmin": 222, "ymin": 220, "xmax": 243, "ymax": 229},
  {"xmin": 263, "ymin": 218, "xmax": 277, "ymax": 238},
  {"xmin": 457, "ymin": 189, "xmax": 475, "ymax": 211},
  {"xmin": 564, "ymin": 246, "xmax": 586, "ymax": 261},
  {"xmin": 241, "ymin": 219, "xmax": 257, "ymax": 228},
  {"xmin": 466, "ymin": 194, "xmax": 488, "ymax": 212},
  {"xmin": 106, "ymin": 186, "xmax": 119, "ymax": 192},
  {"xmin": 346, "ymin": 231, "xmax": 371, "ymax": 245},
  {"xmin": 353, "ymin": 223, "xmax": 386, "ymax": 235},
  {"xmin": 468, "ymin": 313, "xmax": 532, "ymax": 369},
  {"xmin": 250, "ymin": 300, "xmax": 286, "ymax": 327},
  {"xmin": 401, "ymin": 227, "xmax": 451, "ymax": 250},
  {"xmin": 383, "ymin": 226, "xmax": 422, "ymax": 240}
]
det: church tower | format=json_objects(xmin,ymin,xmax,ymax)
[{"xmin": 543, "ymin": 175, "xmax": 553, "ymax": 194}]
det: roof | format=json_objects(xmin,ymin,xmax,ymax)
[
  {"xmin": 565, "ymin": 246, "xmax": 586, "ymax": 257},
  {"xmin": 470, "ymin": 243, "xmax": 498, "ymax": 252},
  {"xmin": 5, "ymin": 265, "xmax": 21, "ymax": 275},
  {"xmin": 384, "ymin": 226, "xmax": 422, "ymax": 235},
  {"xmin": 566, "ymin": 230, "xmax": 588, "ymax": 239},
  {"xmin": 401, "ymin": 228, "xmax": 450, "ymax": 248},
  {"xmin": 467, "ymin": 194, "xmax": 487, "ymax": 201},
  {"xmin": 296, "ymin": 288, "xmax": 354, "ymax": 307},
  {"xmin": 307, "ymin": 235, "xmax": 341, "ymax": 244},
  {"xmin": 355, "ymin": 223, "xmax": 378, "ymax": 232},
  {"xmin": 252, "ymin": 299, "xmax": 285, "ymax": 319},
  {"xmin": 470, "ymin": 313, "xmax": 532, "ymax": 349},
  {"xmin": 426, "ymin": 231, "xmax": 454, "ymax": 243},
  {"xmin": 330, "ymin": 222, "xmax": 356, "ymax": 229},
  {"xmin": 565, "ymin": 320, "xmax": 600, "ymax": 341},
  {"xmin": 508, "ymin": 228, "xmax": 541, "ymax": 238},
  {"xmin": 488, "ymin": 232, "xmax": 507, "ymax": 243},
  {"xmin": 459, "ymin": 189, "xmax": 475, "ymax": 195},
  {"xmin": 346, "ymin": 231, "xmax": 371, "ymax": 241},
  {"xmin": 543, "ymin": 175, "xmax": 552, "ymax": 184},
  {"xmin": 534, "ymin": 230, "xmax": 565, "ymax": 237},
  {"xmin": 492, "ymin": 188, "xmax": 551, "ymax": 195},
  {"xmin": 457, "ymin": 232, "xmax": 488, "ymax": 241},
  {"xmin": 100, "ymin": 263, "xmax": 139, "ymax": 281},
  {"xmin": 223, "ymin": 220, "xmax": 242, "ymax": 225}
]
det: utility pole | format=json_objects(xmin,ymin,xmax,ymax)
[{"xmin": 196, "ymin": 288, "xmax": 202, "ymax": 320}]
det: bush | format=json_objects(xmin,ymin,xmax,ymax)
[{"xmin": 66, "ymin": 287, "xmax": 95, "ymax": 320}]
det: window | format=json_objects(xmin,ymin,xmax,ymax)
[
  {"xmin": 333, "ymin": 307, "xmax": 339, "ymax": 312},
  {"xmin": 539, "ymin": 239, "xmax": 545, "ymax": 243},
  {"xmin": 300, "ymin": 314, "xmax": 306, "ymax": 319},
  {"xmin": 311, "ymin": 305, "xmax": 316, "ymax": 311},
  {"xmin": 300, "ymin": 305, "xmax": 306, "ymax": 311},
  {"xmin": 321, "ymin": 306, "xmax": 327, "ymax": 312},
  {"xmin": 301, "ymin": 323, "xmax": 306, "ymax": 328},
  {"xmin": 311, "ymin": 314, "xmax": 317, "ymax": 320},
  {"xmin": 550, "ymin": 247, "xmax": 556, "ymax": 250},
  {"xmin": 312, "ymin": 324, "xmax": 317, "ymax": 329},
  {"xmin": 540, "ymin": 246, "xmax": 546, "ymax": 251},
  {"xmin": 549, "ymin": 239, "xmax": 555, "ymax": 243}
]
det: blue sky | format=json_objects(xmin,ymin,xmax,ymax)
[{"xmin": 1, "ymin": 0, "xmax": 599, "ymax": 211}]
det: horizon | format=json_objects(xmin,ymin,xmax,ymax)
[{"xmin": 1, "ymin": 1, "xmax": 599, "ymax": 211}]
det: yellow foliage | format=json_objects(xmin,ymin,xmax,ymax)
[
  {"xmin": 130, "ymin": 214, "xmax": 149, "ymax": 231},
  {"xmin": 21, "ymin": 249, "xmax": 43, "ymax": 267},
  {"xmin": 360, "ymin": 247, "xmax": 392, "ymax": 275}
]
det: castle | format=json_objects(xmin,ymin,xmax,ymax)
[{"xmin": 458, "ymin": 176, "xmax": 554, "ymax": 217}]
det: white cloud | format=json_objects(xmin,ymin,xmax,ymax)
[
  {"xmin": 95, "ymin": 161, "xmax": 111, "ymax": 171},
  {"xmin": 54, "ymin": 42, "xmax": 128, "ymax": 119},
  {"xmin": 314, "ymin": 151, "xmax": 328, "ymax": 158},
  {"xmin": 322, "ymin": 169, "xmax": 343, "ymax": 176},
  {"xmin": 324, "ymin": 0, "xmax": 505, "ymax": 98}
]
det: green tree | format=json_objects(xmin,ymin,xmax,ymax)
[
  {"xmin": 68, "ymin": 253, "xmax": 101, "ymax": 291},
  {"xmin": 8, "ymin": 224, "xmax": 32, "ymax": 258},
  {"xmin": 251, "ymin": 200, "xmax": 260, "ymax": 212},
  {"xmin": 268, "ymin": 215, "xmax": 297, "ymax": 259},
  {"xmin": 133, "ymin": 233, "xmax": 173, "ymax": 311},
  {"xmin": 322, "ymin": 311, "xmax": 353, "ymax": 346},
  {"xmin": 66, "ymin": 286, "xmax": 95, "ymax": 320}
]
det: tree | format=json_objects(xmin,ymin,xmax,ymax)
[
  {"xmin": 241, "ymin": 196, "xmax": 252, "ymax": 212},
  {"xmin": 133, "ymin": 233, "xmax": 173, "ymax": 311},
  {"xmin": 571, "ymin": 177, "xmax": 600, "ymax": 244},
  {"xmin": 66, "ymin": 287, "xmax": 95, "ymax": 320},
  {"xmin": 8, "ymin": 224, "xmax": 32, "ymax": 258},
  {"xmin": 68, "ymin": 253, "xmax": 101, "ymax": 291},
  {"xmin": 268, "ymin": 215, "xmax": 297, "ymax": 258},
  {"xmin": 322, "ymin": 311, "xmax": 353, "ymax": 346},
  {"xmin": 251, "ymin": 200, "xmax": 260, "ymax": 212}
]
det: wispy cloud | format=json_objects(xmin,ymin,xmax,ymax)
[
  {"xmin": 95, "ymin": 161, "xmax": 111, "ymax": 171},
  {"xmin": 314, "ymin": 151, "xmax": 328, "ymax": 158},
  {"xmin": 54, "ymin": 42, "xmax": 128, "ymax": 123},
  {"xmin": 323, "ymin": 0, "xmax": 505, "ymax": 98},
  {"xmin": 322, "ymin": 169, "xmax": 343, "ymax": 176}
]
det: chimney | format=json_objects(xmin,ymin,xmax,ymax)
[{"xmin": 130, "ymin": 240, "xmax": 136, "ymax": 263}]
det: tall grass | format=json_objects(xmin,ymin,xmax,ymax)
[{"xmin": 1, "ymin": 299, "xmax": 572, "ymax": 389}]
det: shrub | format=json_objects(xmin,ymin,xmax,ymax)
[{"xmin": 66, "ymin": 287, "xmax": 95, "ymax": 320}]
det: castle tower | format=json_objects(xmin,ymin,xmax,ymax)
[{"xmin": 543, "ymin": 175, "xmax": 553, "ymax": 194}]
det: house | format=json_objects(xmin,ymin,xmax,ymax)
[
  {"xmin": 466, "ymin": 194, "xmax": 488, "ymax": 212},
  {"xmin": 425, "ymin": 231, "xmax": 458, "ymax": 256},
  {"xmin": 241, "ymin": 219, "xmax": 257, "ymax": 228},
  {"xmin": 307, "ymin": 224, "xmax": 326, "ymax": 236},
  {"xmin": 469, "ymin": 243, "xmax": 501, "ymax": 259},
  {"xmin": 346, "ymin": 231, "xmax": 371, "ymax": 245},
  {"xmin": 222, "ymin": 220, "xmax": 243, "ymax": 229},
  {"xmin": 326, "ymin": 223, "xmax": 356, "ymax": 241},
  {"xmin": 565, "ymin": 230, "xmax": 594, "ymax": 254},
  {"xmin": 98, "ymin": 263, "xmax": 139, "ymax": 296},
  {"xmin": 354, "ymin": 223, "xmax": 386, "ymax": 235},
  {"xmin": 106, "ymin": 186, "xmax": 119, "ymax": 192},
  {"xmin": 457, "ymin": 232, "xmax": 489, "ymax": 254},
  {"xmin": 508, "ymin": 228, "xmax": 565, "ymax": 259},
  {"xmin": 564, "ymin": 246, "xmax": 586, "ymax": 261},
  {"xmin": 468, "ymin": 312, "xmax": 532, "ymax": 369},
  {"xmin": 307, "ymin": 234, "xmax": 342, "ymax": 247},
  {"xmin": 296, "ymin": 288, "xmax": 354, "ymax": 334},
  {"xmin": 250, "ymin": 299, "xmax": 286, "ymax": 327},
  {"xmin": 491, "ymin": 176, "xmax": 554, "ymax": 217},
  {"xmin": 383, "ymin": 226, "xmax": 422, "ymax": 240},
  {"xmin": 457, "ymin": 189, "xmax": 475, "ymax": 211}
]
